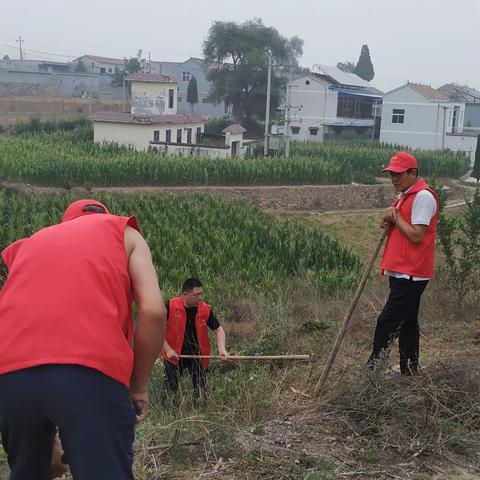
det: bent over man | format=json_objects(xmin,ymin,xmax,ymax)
[
  {"xmin": 162, "ymin": 278, "xmax": 228, "ymax": 397},
  {"xmin": 368, "ymin": 152, "xmax": 438, "ymax": 375},
  {"xmin": 0, "ymin": 199, "xmax": 166, "ymax": 480}
]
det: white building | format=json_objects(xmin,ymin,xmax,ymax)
[
  {"xmin": 73, "ymin": 55, "xmax": 125, "ymax": 74},
  {"xmin": 278, "ymin": 65, "xmax": 383, "ymax": 143},
  {"xmin": 90, "ymin": 73, "xmax": 244, "ymax": 157},
  {"xmin": 380, "ymin": 82, "xmax": 477, "ymax": 163}
]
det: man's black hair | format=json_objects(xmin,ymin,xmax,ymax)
[
  {"xmin": 182, "ymin": 278, "xmax": 203, "ymax": 293},
  {"xmin": 406, "ymin": 168, "xmax": 419, "ymax": 177}
]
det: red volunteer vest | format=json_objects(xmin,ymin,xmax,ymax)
[
  {"xmin": 0, "ymin": 214, "xmax": 139, "ymax": 387},
  {"xmin": 163, "ymin": 296, "xmax": 211, "ymax": 369},
  {"xmin": 381, "ymin": 179, "xmax": 438, "ymax": 278}
]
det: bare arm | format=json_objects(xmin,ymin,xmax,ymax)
[
  {"xmin": 125, "ymin": 226, "xmax": 166, "ymax": 421},
  {"xmin": 392, "ymin": 209, "xmax": 428, "ymax": 244},
  {"xmin": 214, "ymin": 326, "xmax": 228, "ymax": 358}
]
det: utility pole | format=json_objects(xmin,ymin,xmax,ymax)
[
  {"xmin": 16, "ymin": 36, "xmax": 24, "ymax": 60},
  {"xmin": 442, "ymin": 105, "xmax": 447, "ymax": 149},
  {"xmin": 263, "ymin": 51, "xmax": 272, "ymax": 156},
  {"xmin": 148, "ymin": 51, "xmax": 151, "ymax": 73},
  {"xmin": 284, "ymin": 82, "xmax": 291, "ymax": 157}
]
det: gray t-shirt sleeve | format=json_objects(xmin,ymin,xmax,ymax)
[{"xmin": 411, "ymin": 190, "xmax": 437, "ymax": 225}]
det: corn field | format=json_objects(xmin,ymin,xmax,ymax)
[
  {"xmin": 0, "ymin": 131, "xmax": 470, "ymax": 187},
  {"xmin": 0, "ymin": 189, "xmax": 361, "ymax": 303}
]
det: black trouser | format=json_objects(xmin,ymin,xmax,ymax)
[
  {"xmin": 0, "ymin": 365, "xmax": 135, "ymax": 480},
  {"xmin": 164, "ymin": 359, "xmax": 207, "ymax": 397},
  {"xmin": 368, "ymin": 276, "xmax": 428, "ymax": 373}
]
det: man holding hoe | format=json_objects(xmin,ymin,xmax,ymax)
[{"xmin": 368, "ymin": 151, "xmax": 438, "ymax": 375}]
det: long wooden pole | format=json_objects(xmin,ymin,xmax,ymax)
[
  {"xmin": 178, "ymin": 354, "xmax": 312, "ymax": 361},
  {"xmin": 314, "ymin": 228, "xmax": 389, "ymax": 397}
]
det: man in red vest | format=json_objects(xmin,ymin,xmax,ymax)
[
  {"xmin": 162, "ymin": 278, "xmax": 228, "ymax": 397},
  {"xmin": 0, "ymin": 199, "xmax": 167, "ymax": 480},
  {"xmin": 368, "ymin": 152, "xmax": 438, "ymax": 375}
]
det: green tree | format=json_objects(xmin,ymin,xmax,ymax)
[
  {"xmin": 437, "ymin": 187, "xmax": 480, "ymax": 308},
  {"xmin": 2, "ymin": 54, "xmax": 10, "ymax": 61},
  {"xmin": 73, "ymin": 59, "xmax": 87, "ymax": 73},
  {"xmin": 111, "ymin": 56, "xmax": 143, "ymax": 87},
  {"xmin": 337, "ymin": 61, "xmax": 355, "ymax": 73},
  {"xmin": 203, "ymin": 18, "xmax": 303, "ymax": 128},
  {"xmin": 353, "ymin": 45, "xmax": 375, "ymax": 82},
  {"xmin": 472, "ymin": 135, "xmax": 480, "ymax": 183},
  {"xmin": 187, "ymin": 75, "xmax": 199, "ymax": 112}
]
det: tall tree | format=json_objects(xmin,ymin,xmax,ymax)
[
  {"xmin": 337, "ymin": 61, "xmax": 355, "ymax": 73},
  {"xmin": 203, "ymin": 18, "xmax": 303, "ymax": 128},
  {"xmin": 187, "ymin": 76, "xmax": 199, "ymax": 112},
  {"xmin": 472, "ymin": 134, "xmax": 480, "ymax": 183},
  {"xmin": 353, "ymin": 45, "xmax": 375, "ymax": 82}
]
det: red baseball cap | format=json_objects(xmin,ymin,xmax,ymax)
[
  {"xmin": 382, "ymin": 151, "xmax": 417, "ymax": 173},
  {"xmin": 62, "ymin": 199, "xmax": 111, "ymax": 222}
]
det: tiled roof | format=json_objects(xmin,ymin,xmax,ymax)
[
  {"xmin": 409, "ymin": 83, "xmax": 450, "ymax": 101},
  {"xmin": 126, "ymin": 73, "xmax": 176, "ymax": 83},
  {"xmin": 90, "ymin": 112, "xmax": 206, "ymax": 125},
  {"xmin": 222, "ymin": 124, "xmax": 247, "ymax": 134}
]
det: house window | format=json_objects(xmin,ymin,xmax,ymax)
[
  {"xmin": 165, "ymin": 129, "xmax": 172, "ymax": 143},
  {"xmin": 186, "ymin": 128, "xmax": 192, "ymax": 144},
  {"xmin": 168, "ymin": 89, "xmax": 174, "ymax": 109},
  {"xmin": 291, "ymin": 126, "xmax": 300, "ymax": 135},
  {"xmin": 392, "ymin": 109, "xmax": 405, "ymax": 124},
  {"xmin": 176, "ymin": 128, "xmax": 182, "ymax": 143},
  {"xmin": 309, "ymin": 127, "xmax": 319, "ymax": 136},
  {"xmin": 196, "ymin": 127, "xmax": 202, "ymax": 144},
  {"xmin": 100, "ymin": 67, "xmax": 106, "ymax": 74},
  {"xmin": 182, "ymin": 71, "xmax": 191, "ymax": 81},
  {"xmin": 153, "ymin": 130, "xmax": 160, "ymax": 142},
  {"xmin": 202, "ymin": 98, "xmax": 208, "ymax": 103},
  {"xmin": 108, "ymin": 68, "xmax": 113, "ymax": 73}
]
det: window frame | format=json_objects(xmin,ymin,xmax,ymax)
[{"xmin": 392, "ymin": 108, "xmax": 405, "ymax": 124}]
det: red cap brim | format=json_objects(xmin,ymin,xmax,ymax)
[{"xmin": 382, "ymin": 166, "xmax": 409, "ymax": 173}]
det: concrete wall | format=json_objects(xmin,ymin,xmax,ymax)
[
  {"xmin": 152, "ymin": 143, "xmax": 230, "ymax": 158},
  {"xmin": 131, "ymin": 81, "xmax": 177, "ymax": 115},
  {"xmin": 175, "ymin": 59, "xmax": 226, "ymax": 118},
  {"xmin": 0, "ymin": 70, "xmax": 125, "ymax": 99},
  {"xmin": 445, "ymin": 134, "xmax": 478, "ymax": 165},
  {"xmin": 93, "ymin": 121, "xmax": 204, "ymax": 150},
  {"xmin": 288, "ymin": 76, "xmax": 339, "ymax": 142}
]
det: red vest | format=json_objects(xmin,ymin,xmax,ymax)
[
  {"xmin": 0, "ymin": 214, "xmax": 139, "ymax": 387},
  {"xmin": 381, "ymin": 179, "xmax": 438, "ymax": 278},
  {"xmin": 162, "ymin": 296, "xmax": 211, "ymax": 369}
]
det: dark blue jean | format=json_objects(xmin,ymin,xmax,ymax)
[{"xmin": 0, "ymin": 364, "xmax": 136, "ymax": 480}]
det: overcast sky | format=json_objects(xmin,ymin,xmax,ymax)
[{"xmin": 1, "ymin": 0, "xmax": 478, "ymax": 92}]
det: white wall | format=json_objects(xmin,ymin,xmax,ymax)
[
  {"xmin": 445, "ymin": 134, "xmax": 478, "ymax": 165},
  {"xmin": 131, "ymin": 81, "xmax": 177, "ymax": 115},
  {"xmin": 288, "ymin": 76, "xmax": 338, "ymax": 141},
  {"xmin": 93, "ymin": 121, "xmax": 204, "ymax": 150},
  {"xmin": 152, "ymin": 143, "xmax": 230, "ymax": 158}
]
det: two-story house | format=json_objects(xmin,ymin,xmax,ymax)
[
  {"xmin": 281, "ymin": 65, "xmax": 383, "ymax": 142},
  {"xmin": 380, "ymin": 82, "xmax": 477, "ymax": 163},
  {"xmin": 90, "ymin": 73, "xmax": 206, "ymax": 151}
]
